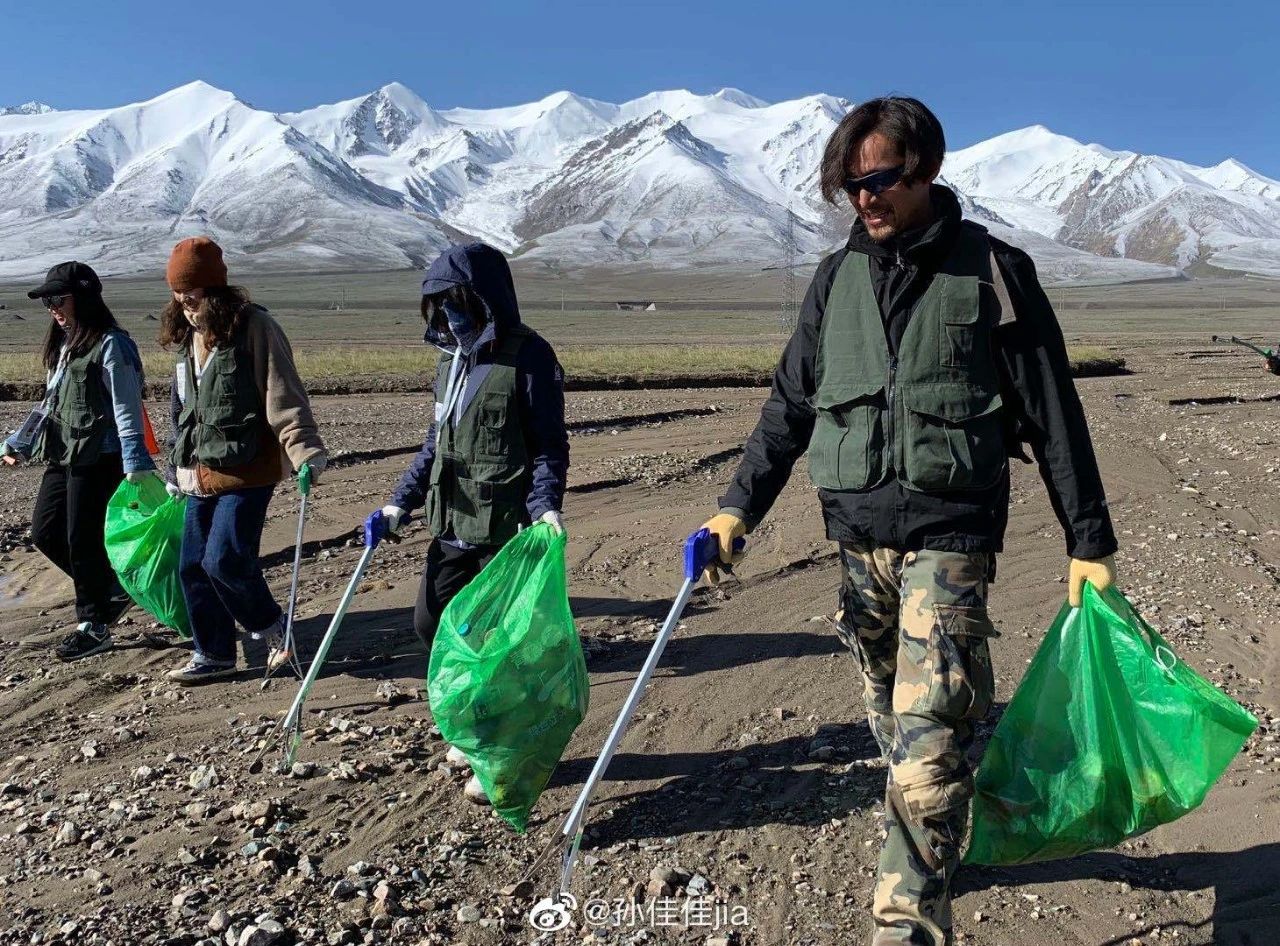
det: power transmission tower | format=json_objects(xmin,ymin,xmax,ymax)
[{"xmin": 780, "ymin": 203, "xmax": 799, "ymax": 332}]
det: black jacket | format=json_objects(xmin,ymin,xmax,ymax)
[
  {"xmin": 391, "ymin": 243, "xmax": 568, "ymax": 524},
  {"xmin": 721, "ymin": 185, "xmax": 1117, "ymax": 560}
]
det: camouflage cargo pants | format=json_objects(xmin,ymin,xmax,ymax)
[{"xmin": 834, "ymin": 543, "xmax": 998, "ymax": 946}]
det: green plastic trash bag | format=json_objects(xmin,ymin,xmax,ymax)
[
  {"xmin": 965, "ymin": 583, "xmax": 1257, "ymax": 865},
  {"xmin": 427, "ymin": 523, "xmax": 588, "ymax": 832},
  {"xmin": 104, "ymin": 476, "xmax": 191, "ymax": 638}
]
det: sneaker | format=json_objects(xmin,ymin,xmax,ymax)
[
  {"xmin": 55, "ymin": 623, "xmax": 113, "ymax": 662},
  {"xmin": 167, "ymin": 658, "xmax": 237, "ymax": 685},
  {"xmin": 445, "ymin": 745, "xmax": 470, "ymax": 768},
  {"xmin": 463, "ymin": 774, "xmax": 490, "ymax": 807}
]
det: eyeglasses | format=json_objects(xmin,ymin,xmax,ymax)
[
  {"xmin": 41, "ymin": 295, "xmax": 70, "ymax": 310},
  {"xmin": 173, "ymin": 290, "xmax": 202, "ymax": 304},
  {"xmin": 842, "ymin": 165, "xmax": 906, "ymax": 199}
]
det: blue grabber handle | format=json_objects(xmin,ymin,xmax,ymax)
[
  {"xmin": 363, "ymin": 509, "xmax": 414, "ymax": 548},
  {"xmin": 684, "ymin": 527, "xmax": 747, "ymax": 582}
]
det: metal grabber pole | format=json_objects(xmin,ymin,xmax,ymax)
[
  {"xmin": 552, "ymin": 527, "xmax": 744, "ymax": 899},
  {"xmin": 263, "ymin": 461, "xmax": 314, "ymax": 687},
  {"xmin": 249, "ymin": 509, "xmax": 399, "ymax": 773}
]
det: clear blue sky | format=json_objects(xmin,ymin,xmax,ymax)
[{"xmin": 4, "ymin": 0, "xmax": 1277, "ymax": 176}]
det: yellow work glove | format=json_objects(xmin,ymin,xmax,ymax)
[
  {"xmin": 1068, "ymin": 555, "xmax": 1117, "ymax": 608},
  {"xmin": 700, "ymin": 512, "xmax": 747, "ymax": 585}
]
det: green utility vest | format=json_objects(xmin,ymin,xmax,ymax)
[
  {"xmin": 33, "ymin": 335, "xmax": 113, "ymax": 467},
  {"xmin": 808, "ymin": 226, "xmax": 1007, "ymax": 494},
  {"xmin": 171, "ymin": 323, "xmax": 265, "ymax": 470},
  {"xmin": 426, "ymin": 327, "xmax": 532, "ymax": 547}
]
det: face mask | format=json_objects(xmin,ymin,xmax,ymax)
[{"xmin": 442, "ymin": 301, "xmax": 481, "ymax": 352}]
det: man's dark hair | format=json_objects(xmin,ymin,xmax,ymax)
[
  {"xmin": 819, "ymin": 97, "xmax": 946, "ymax": 205},
  {"xmin": 41, "ymin": 289, "xmax": 121, "ymax": 370}
]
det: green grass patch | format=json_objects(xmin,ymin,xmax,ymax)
[
  {"xmin": 1066, "ymin": 346, "xmax": 1127, "ymax": 377},
  {"xmin": 0, "ymin": 343, "xmax": 1125, "ymax": 395}
]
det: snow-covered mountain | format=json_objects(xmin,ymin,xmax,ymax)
[
  {"xmin": 945, "ymin": 125, "xmax": 1280, "ymax": 275},
  {"xmin": 1, "ymin": 82, "xmax": 1277, "ymax": 281},
  {"xmin": 0, "ymin": 83, "xmax": 456, "ymax": 279},
  {"xmin": 0, "ymin": 102, "xmax": 54, "ymax": 117}
]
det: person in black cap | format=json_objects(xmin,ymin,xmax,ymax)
[{"xmin": 2, "ymin": 261, "xmax": 160, "ymax": 660}]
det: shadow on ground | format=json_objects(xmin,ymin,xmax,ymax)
[{"xmin": 957, "ymin": 844, "xmax": 1280, "ymax": 946}]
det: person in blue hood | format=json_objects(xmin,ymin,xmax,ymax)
[{"xmin": 377, "ymin": 242, "xmax": 569, "ymax": 678}]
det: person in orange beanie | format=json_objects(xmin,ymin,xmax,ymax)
[{"xmin": 158, "ymin": 238, "xmax": 327, "ymax": 684}]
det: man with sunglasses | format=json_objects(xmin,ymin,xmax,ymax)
[{"xmin": 698, "ymin": 97, "xmax": 1118, "ymax": 945}]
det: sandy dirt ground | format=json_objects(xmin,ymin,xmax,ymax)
[{"xmin": 0, "ymin": 338, "xmax": 1276, "ymax": 946}]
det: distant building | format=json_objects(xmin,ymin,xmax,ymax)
[{"xmin": 614, "ymin": 300, "xmax": 658, "ymax": 311}]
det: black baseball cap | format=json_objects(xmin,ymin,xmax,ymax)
[{"xmin": 27, "ymin": 261, "xmax": 102, "ymax": 300}]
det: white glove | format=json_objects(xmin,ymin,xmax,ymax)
[
  {"xmin": 165, "ymin": 481, "xmax": 182, "ymax": 498},
  {"xmin": 539, "ymin": 510, "xmax": 566, "ymax": 536},
  {"xmin": 126, "ymin": 470, "xmax": 161, "ymax": 485},
  {"xmin": 304, "ymin": 453, "xmax": 327, "ymax": 485},
  {"xmin": 381, "ymin": 505, "xmax": 407, "ymax": 534}
]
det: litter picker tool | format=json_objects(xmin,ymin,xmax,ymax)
[
  {"xmin": 1211, "ymin": 335, "xmax": 1276, "ymax": 359},
  {"xmin": 551, "ymin": 527, "xmax": 744, "ymax": 899},
  {"xmin": 263, "ymin": 460, "xmax": 314, "ymax": 687},
  {"xmin": 249, "ymin": 509, "xmax": 403, "ymax": 774}
]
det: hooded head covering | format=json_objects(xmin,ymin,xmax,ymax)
[{"xmin": 421, "ymin": 243, "xmax": 521, "ymax": 349}]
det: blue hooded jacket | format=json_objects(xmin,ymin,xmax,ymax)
[{"xmin": 390, "ymin": 243, "xmax": 569, "ymax": 538}]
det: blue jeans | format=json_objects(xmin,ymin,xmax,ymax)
[{"xmin": 180, "ymin": 485, "xmax": 281, "ymax": 664}]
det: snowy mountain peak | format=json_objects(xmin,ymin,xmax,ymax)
[
  {"xmin": 284, "ymin": 84, "xmax": 452, "ymax": 161},
  {"xmin": 712, "ymin": 88, "xmax": 768, "ymax": 108},
  {"xmin": 1191, "ymin": 157, "xmax": 1280, "ymax": 202},
  {"xmin": 377, "ymin": 81, "xmax": 420, "ymax": 101},
  {"xmin": 535, "ymin": 90, "xmax": 616, "ymax": 117},
  {"xmin": 952, "ymin": 124, "xmax": 1081, "ymax": 160},
  {"xmin": 0, "ymin": 102, "xmax": 54, "ymax": 116},
  {"xmin": 149, "ymin": 80, "xmax": 239, "ymax": 109}
]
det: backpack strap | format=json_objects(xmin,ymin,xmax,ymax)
[{"xmin": 989, "ymin": 250, "xmax": 1017, "ymax": 326}]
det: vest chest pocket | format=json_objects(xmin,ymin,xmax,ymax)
[
  {"xmin": 61, "ymin": 364, "xmax": 98, "ymax": 422},
  {"xmin": 939, "ymin": 277, "xmax": 982, "ymax": 368},
  {"xmin": 900, "ymin": 386, "xmax": 1006, "ymax": 492},
  {"xmin": 192, "ymin": 352, "xmax": 262, "ymax": 467},
  {"xmin": 199, "ymin": 353, "xmax": 249, "ymax": 424},
  {"xmin": 808, "ymin": 386, "xmax": 886, "ymax": 491},
  {"xmin": 475, "ymin": 391, "xmax": 513, "ymax": 458}
]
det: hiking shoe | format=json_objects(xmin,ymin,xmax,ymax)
[
  {"xmin": 445, "ymin": 745, "xmax": 470, "ymax": 768},
  {"xmin": 463, "ymin": 775, "xmax": 490, "ymax": 806},
  {"xmin": 55, "ymin": 623, "xmax": 113, "ymax": 662},
  {"xmin": 167, "ymin": 658, "xmax": 237, "ymax": 685}
]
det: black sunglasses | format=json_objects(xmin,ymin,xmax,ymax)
[
  {"xmin": 842, "ymin": 165, "xmax": 905, "ymax": 198},
  {"xmin": 41, "ymin": 294, "xmax": 70, "ymax": 310}
]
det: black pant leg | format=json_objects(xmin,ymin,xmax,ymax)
[
  {"xmin": 65, "ymin": 455, "xmax": 124, "ymax": 623},
  {"xmin": 31, "ymin": 465, "xmax": 72, "ymax": 578},
  {"xmin": 413, "ymin": 540, "xmax": 497, "ymax": 648}
]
